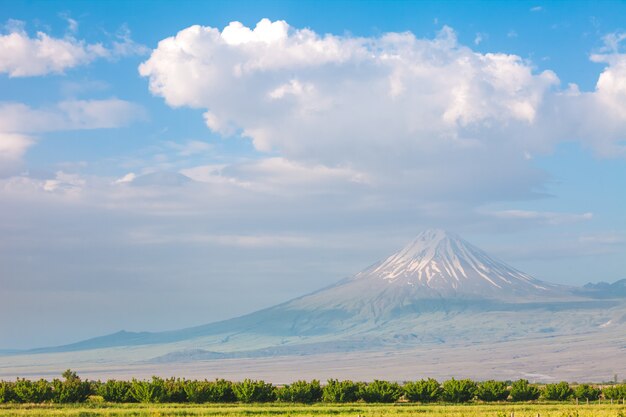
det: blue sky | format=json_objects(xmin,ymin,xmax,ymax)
[{"xmin": 1, "ymin": 0, "xmax": 625, "ymax": 348}]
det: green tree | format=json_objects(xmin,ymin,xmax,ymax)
[
  {"xmin": 403, "ymin": 378, "xmax": 442, "ymax": 403},
  {"xmin": 602, "ymin": 384, "xmax": 626, "ymax": 400},
  {"xmin": 322, "ymin": 379, "xmax": 359, "ymax": 403},
  {"xmin": 184, "ymin": 379, "xmax": 236, "ymax": 403},
  {"xmin": 13, "ymin": 378, "xmax": 53, "ymax": 403},
  {"xmin": 163, "ymin": 378, "xmax": 187, "ymax": 402},
  {"xmin": 573, "ymin": 384, "xmax": 600, "ymax": 401},
  {"xmin": 510, "ymin": 379, "xmax": 540, "ymax": 402},
  {"xmin": 51, "ymin": 370, "xmax": 91, "ymax": 403},
  {"xmin": 441, "ymin": 379, "xmax": 477, "ymax": 403},
  {"xmin": 232, "ymin": 379, "xmax": 275, "ymax": 403},
  {"xmin": 0, "ymin": 381, "xmax": 16, "ymax": 403},
  {"xmin": 542, "ymin": 382, "xmax": 573, "ymax": 401},
  {"xmin": 476, "ymin": 380, "xmax": 509, "ymax": 402},
  {"xmin": 357, "ymin": 380, "xmax": 402, "ymax": 403},
  {"xmin": 276, "ymin": 380, "xmax": 322, "ymax": 403},
  {"xmin": 209, "ymin": 379, "xmax": 237, "ymax": 403},
  {"xmin": 98, "ymin": 380, "xmax": 134, "ymax": 402},
  {"xmin": 129, "ymin": 377, "xmax": 167, "ymax": 403},
  {"xmin": 183, "ymin": 380, "xmax": 210, "ymax": 403}
]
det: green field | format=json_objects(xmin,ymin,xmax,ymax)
[{"xmin": 0, "ymin": 403, "xmax": 624, "ymax": 417}]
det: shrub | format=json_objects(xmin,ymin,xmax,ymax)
[
  {"xmin": 441, "ymin": 378, "xmax": 477, "ymax": 403},
  {"xmin": 603, "ymin": 384, "xmax": 626, "ymax": 400},
  {"xmin": 129, "ymin": 377, "xmax": 167, "ymax": 403},
  {"xmin": 403, "ymin": 378, "xmax": 441, "ymax": 402},
  {"xmin": 0, "ymin": 381, "xmax": 16, "ymax": 403},
  {"xmin": 358, "ymin": 380, "xmax": 402, "ymax": 403},
  {"xmin": 542, "ymin": 381, "xmax": 573, "ymax": 401},
  {"xmin": 573, "ymin": 384, "xmax": 600, "ymax": 401},
  {"xmin": 232, "ymin": 379, "xmax": 275, "ymax": 403},
  {"xmin": 510, "ymin": 379, "xmax": 540, "ymax": 402},
  {"xmin": 13, "ymin": 378, "xmax": 53, "ymax": 403},
  {"xmin": 476, "ymin": 380, "xmax": 509, "ymax": 402},
  {"xmin": 276, "ymin": 380, "xmax": 322, "ymax": 403},
  {"xmin": 322, "ymin": 379, "xmax": 359, "ymax": 403},
  {"xmin": 98, "ymin": 380, "xmax": 134, "ymax": 402}
]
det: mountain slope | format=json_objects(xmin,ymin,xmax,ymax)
[{"xmin": 20, "ymin": 229, "xmax": 618, "ymax": 357}]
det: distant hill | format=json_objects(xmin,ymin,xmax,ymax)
[{"xmin": 582, "ymin": 279, "xmax": 626, "ymax": 298}]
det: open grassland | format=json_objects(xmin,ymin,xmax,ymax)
[{"xmin": 0, "ymin": 403, "xmax": 624, "ymax": 417}]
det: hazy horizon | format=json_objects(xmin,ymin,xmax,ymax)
[{"xmin": 1, "ymin": 0, "xmax": 625, "ymax": 350}]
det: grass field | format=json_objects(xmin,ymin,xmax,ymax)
[{"xmin": 0, "ymin": 403, "xmax": 624, "ymax": 417}]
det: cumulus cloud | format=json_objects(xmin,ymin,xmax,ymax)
[
  {"xmin": 0, "ymin": 21, "xmax": 146, "ymax": 77},
  {"xmin": 140, "ymin": 21, "xmax": 556, "ymax": 152},
  {"xmin": 138, "ymin": 19, "xmax": 626, "ymax": 193},
  {"xmin": 138, "ymin": 20, "xmax": 578, "ymax": 204}
]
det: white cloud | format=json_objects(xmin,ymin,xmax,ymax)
[
  {"xmin": 165, "ymin": 140, "xmax": 212, "ymax": 156},
  {"xmin": 127, "ymin": 229, "xmax": 315, "ymax": 248},
  {"xmin": 0, "ymin": 22, "xmax": 146, "ymax": 77},
  {"xmin": 139, "ymin": 19, "xmax": 626, "ymax": 170},
  {"xmin": 0, "ymin": 132, "xmax": 33, "ymax": 176},
  {"xmin": 487, "ymin": 209, "xmax": 593, "ymax": 225},
  {"xmin": 179, "ymin": 157, "xmax": 370, "ymax": 196},
  {"xmin": 0, "ymin": 98, "xmax": 145, "ymax": 177},
  {"xmin": 578, "ymin": 232, "xmax": 625, "ymax": 245},
  {"xmin": 225, "ymin": 157, "xmax": 370, "ymax": 186},
  {"xmin": 59, "ymin": 13, "xmax": 79, "ymax": 34},
  {"xmin": 596, "ymin": 32, "xmax": 626, "ymax": 54},
  {"xmin": 114, "ymin": 172, "xmax": 136, "ymax": 184},
  {"xmin": 0, "ymin": 99, "xmax": 146, "ymax": 133},
  {"xmin": 110, "ymin": 24, "xmax": 150, "ymax": 58},
  {"xmin": 0, "ymin": 132, "xmax": 33, "ymax": 160},
  {"xmin": 139, "ymin": 19, "xmax": 567, "ymax": 205},
  {"xmin": 43, "ymin": 171, "xmax": 86, "ymax": 194}
]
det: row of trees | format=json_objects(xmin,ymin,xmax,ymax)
[{"xmin": 1, "ymin": 371, "xmax": 625, "ymax": 404}]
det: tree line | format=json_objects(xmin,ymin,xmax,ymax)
[{"xmin": 0, "ymin": 371, "xmax": 625, "ymax": 404}]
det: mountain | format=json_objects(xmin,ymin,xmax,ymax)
[
  {"xmin": 2, "ymin": 229, "xmax": 625, "ymax": 382},
  {"xmin": 20, "ymin": 229, "xmax": 612, "ymax": 352},
  {"xmin": 319, "ymin": 228, "xmax": 563, "ymax": 300},
  {"xmin": 581, "ymin": 278, "xmax": 626, "ymax": 298}
]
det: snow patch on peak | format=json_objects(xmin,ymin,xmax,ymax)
[{"xmin": 357, "ymin": 229, "xmax": 555, "ymax": 297}]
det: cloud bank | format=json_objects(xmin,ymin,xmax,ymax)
[{"xmin": 140, "ymin": 19, "xmax": 626, "ymax": 172}]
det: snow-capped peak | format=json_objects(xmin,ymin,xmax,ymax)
[{"xmin": 356, "ymin": 229, "xmax": 553, "ymax": 297}]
